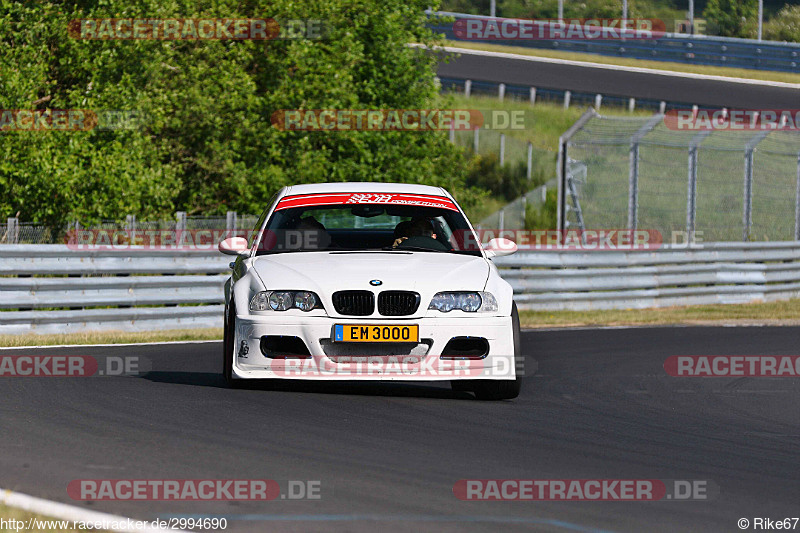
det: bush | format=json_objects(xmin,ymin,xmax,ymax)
[
  {"xmin": 465, "ymin": 153, "xmax": 529, "ymax": 201},
  {"xmin": 525, "ymin": 188, "xmax": 557, "ymax": 230},
  {"xmin": 763, "ymin": 5, "xmax": 800, "ymax": 42}
]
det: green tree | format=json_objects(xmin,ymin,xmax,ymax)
[
  {"xmin": 0, "ymin": 0, "xmax": 478, "ymax": 227},
  {"xmin": 703, "ymin": 0, "xmax": 758, "ymax": 37}
]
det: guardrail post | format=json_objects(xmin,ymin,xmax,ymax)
[
  {"xmin": 594, "ymin": 94, "xmax": 602, "ymax": 110},
  {"xmin": 527, "ymin": 142, "xmax": 533, "ymax": 181},
  {"xmin": 659, "ymin": 101, "xmax": 666, "ymax": 114},
  {"xmin": 499, "ymin": 133, "xmax": 505, "ymax": 166},
  {"xmin": 530, "ymin": 87, "xmax": 537, "ymax": 106},
  {"xmin": 796, "ymin": 152, "xmax": 800, "ymax": 240},
  {"xmin": 473, "ymin": 126, "xmax": 480, "ymax": 152},
  {"xmin": 6, "ymin": 217, "xmax": 19, "ymax": 244},
  {"xmin": 498, "ymin": 83, "xmax": 505, "ymax": 102},
  {"xmin": 628, "ymin": 98, "xmax": 635, "ymax": 112},
  {"xmin": 464, "ymin": 79, "xmax": 472, "ymax": 98},
  {"xmin": 564, "ymin": 91, "xmax": 571, "ymax": 109}
]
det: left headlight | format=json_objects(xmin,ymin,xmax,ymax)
[
  {"xmin": 428, "ymin": 292, "xmax": 498, "ymax": 313},
  {"xmin": 250, "ymin": 291, "xmax": 323, "ymax": 312}
]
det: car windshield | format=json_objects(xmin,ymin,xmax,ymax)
[{"xmin": 255, "ymin": 194, "xmax": 482, "ymax": 256}]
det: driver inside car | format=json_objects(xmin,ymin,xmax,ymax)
[{"xmin": 392, "ymin": 217, "xmax": 448, "ymax": 251}]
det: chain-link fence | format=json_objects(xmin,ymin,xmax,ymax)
[
  {"xmin": 0, "ymin": 212, "xmax": 260, "ymax": 244},
  {"xmin": 559, "ymin": 110, "xmax": 800, "ymax": 242}
]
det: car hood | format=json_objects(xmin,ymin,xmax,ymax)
[{"xmin": 251, "ymin": 251, "xmax": 490, "ymax": 318}]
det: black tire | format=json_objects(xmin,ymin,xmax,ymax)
[
  {"xmin": 222, "ymin": 299, "xmax": 243, "ymax": 388},
  {"xmin": 472, "ymin": 302, "xmax": 523, "ymax": 401}
]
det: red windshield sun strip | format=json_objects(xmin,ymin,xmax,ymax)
[{"xmin": 274, "ymin": 192, "xmax": 459, "ymax": 212}]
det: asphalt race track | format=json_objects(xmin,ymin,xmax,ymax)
[
  {"xmin": 1, "ymin": 326, "xmax": 799, "ymax": 532},
  {"xmin": 436, "ymin": 49, "xmax": 800, "ymax": 109}
]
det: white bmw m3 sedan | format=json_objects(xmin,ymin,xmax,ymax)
[{"xmin": 218, "ymin": 182, "xmax": 522, "ymax": 400}]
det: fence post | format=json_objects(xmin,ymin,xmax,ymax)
[
  {"xmin": 464, "ymin": 79, "xmax": 472, "ymax": 98},
  {"xmin": 226, "ymin": 211, "xmax": 238, "ymax": 235},
  {"xmin": 628, "ymin": 98, "xmax": 635, "ymax": 112},
  {"xmin": 449, "ymin": 121, "xmax": 455, "ymax": 143},
  {"xmin": 659, "ymin": 101, "xmax": 666, "ymax": 114},
  {"xmin": 594, "ymin": 94, "xmax": 602, "ymax": 110},
  {"xmin": 557, "ymin": 109, "xmax": 597, "ymax": 233},
  {"xmin": 125, "ymin": 214, "xmax": 136, "ymax": 234},
  {"xmin": 175, "ymin": 211, "xmax": 187, "ymax": 231},
  {"xmin": 175, "ymin": 211, "xmax": 187, "ymax": 247},
  {"xmin": 628, "ymin": 114, "xmax": 664, "ymax": 231},
  {"xmin": 526, "ymin": 142, "xmax": 533, "ymax": 181},
  {"xmin": 628, "ymin": 143, "xmax": 640, "ymax": 231},
  {"xmin": 473, "ymin": 126, "xmax": 480, "ymax": 153},
  {"xmin": 564, "ymin": 90, "xmax": 571, "ymax": 109},
  {"xmin": 499, "ymin": 133, "xmax": 505, "ymax": 166},
  {"xmin": 743, "ymin": 130, "xmax": 770, "ymax": 241},
  {"xmin": 686, "ymin": 131, "xmax": 710, "ymax": 239},
  {"xmin": 498, "ymin": 83, "xmax": 505, "ymax": 102},
  {"xmin": 530, "ymin": 87, "xmax": 537, "ymax": 106},
  {"xmin": 6, "ymin": 217, "xmax": 19, "ymax": 244},
  {"xmin": 795, "ymin": 152, "xmax": 800, "ymax": 240}
]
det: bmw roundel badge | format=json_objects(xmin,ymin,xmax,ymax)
[{"xmin": 369, "ymin": 280, "xmax": 383, "ymax": 286}]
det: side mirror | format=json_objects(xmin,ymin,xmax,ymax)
[
  {"xmin": 218, "ymin": 237, "xmax": 250, "ymax": 256},
  {"xmin": 483, "ymin": 237, "xmax": 517, "ymax": 258}
]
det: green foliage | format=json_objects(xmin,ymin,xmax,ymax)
[
  {"xmin": 763, "ymin": 5, "xmax": 800, "ymax": 42},
  {"xmin": 0, "ymin": 0, "xmax": 482, "ymax": 226},
  {"xmin": 465, "ymin": 152, "xmax": 540, "ymax": 201},
  {"xmin": 702, "ymin": 0, "xmax": 758, "ymax": 38},
  {"xmin": 524, "ymin": 187, "xmax": 557, "ymax": 230}
]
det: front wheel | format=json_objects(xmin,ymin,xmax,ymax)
[
  {"xmin": 222, "ymin": 300, "xmax": 243, "ymax": 388},
  {"xmin": 471, "ymin": 302, "xmax": 523, "ymax": 401}
]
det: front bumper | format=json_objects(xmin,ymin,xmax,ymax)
[{"xmin": 232, "ymin": 315, "xmax": 515, "ymax": 381}]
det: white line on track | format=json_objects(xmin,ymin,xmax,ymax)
[
  {"xmin": 0, "ymin": 340, "xmax": 220, "ymax": 351},
  {"xmin": 0, "ymin": 487, "xmax": 184, "ymax": 532},
  {"xmin": 414, "ymin": 43, "xmax": 800, "ymax": 89}
]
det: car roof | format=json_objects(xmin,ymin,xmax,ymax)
[{"xmin": 282, "ymin": 182, "xmax": 451, "ymax": 198}]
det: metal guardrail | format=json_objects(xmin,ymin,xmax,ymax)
[
  {"xmin": 3, "ymin": 242, "xmax": 800, "ymax": 334},
  {"xmin": 430, "ymin": 11, "xmax": 800, "ymax": 73},
  {"xmin": 0, "ymin": 246, "xmax": 229, "ymax": 335},
  {"xmin": 495, "ymin": 242, "xmax": 800, "ymax": 310}
]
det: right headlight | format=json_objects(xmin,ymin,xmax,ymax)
[
  {"xmin": 250, "ymin": 290, "xmax": 323, "ymax": 312},
  {"xmin": 428, "ymin": 292, "xmax": 498, "ymax": 313}
]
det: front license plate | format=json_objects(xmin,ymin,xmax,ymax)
[{"xmin": 334, "ymin": 324, "xmax": 419, "ymax": 343}]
